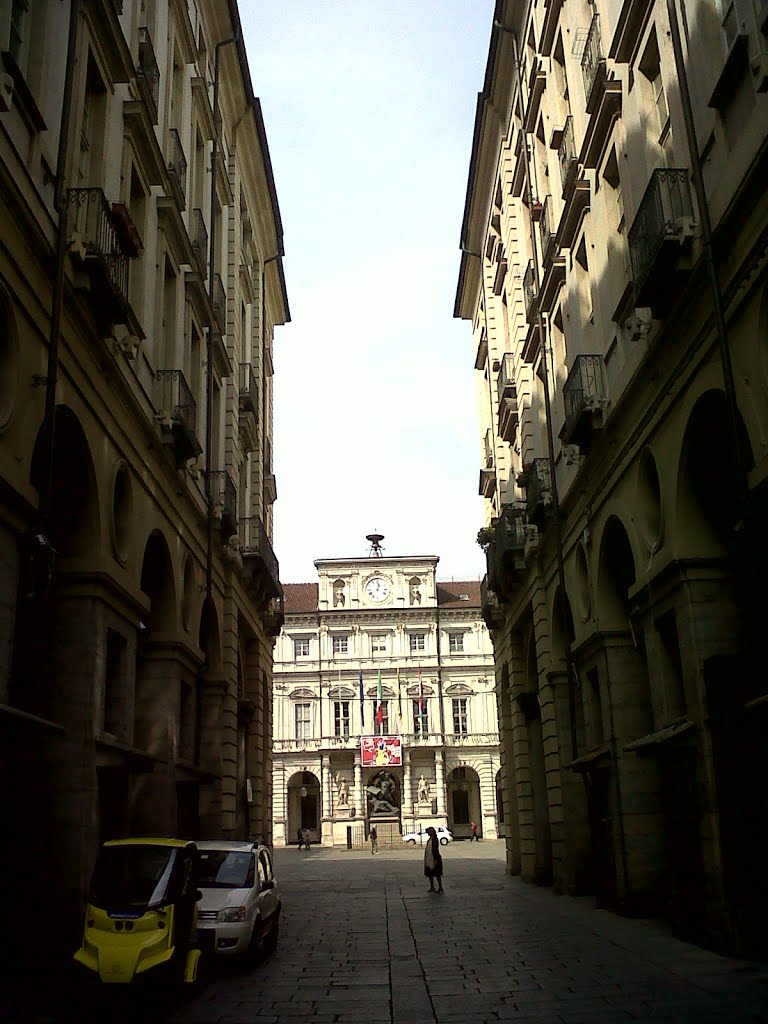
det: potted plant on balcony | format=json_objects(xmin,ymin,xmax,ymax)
[{"xmin": 476, "ymin": 524, "xmax": 495, "ymax": 552}]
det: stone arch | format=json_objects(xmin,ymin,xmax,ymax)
[
  {"xmin": 30, "ymin": 405, "xmax": 101, "ymax": 558},
  {"xmin": 447, "ymin": 765, "xmax": 482, "ymax": 838},
  {"xmin": 287, "ymin": 770, "xmax": 321, "ymax": 843},
  {"xmin": 675, "ymin": 388, "xmax": 753, "ymax": 557},
  {"xmin": 552, "ymin": 586, "xmax": 584, "ymax": 760},
  {"xmin": 198, "ymin": 595, "xmax": 222, "ymax": 676},
  {"xmin": 596, "ymin": 514, "xmax": 637, "ymax": 632},
  {"xmin": 139, "ymin": 530, "xmax": 177, "ymax": 632}
]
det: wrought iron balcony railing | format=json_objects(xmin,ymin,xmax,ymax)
[
  {"xmin": 239, "ymin": 515, "xmax": 281, "ymax": 597},
  {"xmin": 68, "ymin": 187, "xmax": 132, "ymax": 307},
  {"xmin": 523, "ymin": 260, "xmax": 538, "ymax": 323},
  {"xmin": 496, "ymin": 353, "xmax": 515, "ymax": 398},
  {"xmin": 167, "ymin": 128, "xmax": 187, "ymax": 210},
  {"xmin": 483, "ymin": 428, "xmax": 493, "ymax": 468},
  {"xmin": 212, "ymin": 272, "xmax": 226, "ymax": 332},
  {"xmin": 208, "ymin": 470, "xmax": 237, "ymax": 540},
  {"xmin": 525, "ymin": 458, "xmax": 552, "ymax": 523},
  {"xmin": 539, "ymin": 194, "xmax": 556, "ymax": 263},
  {"xmin": 558, "ymin": 115, "xmax": 578, "ymax": 195},
  {"xmin": 496, "ymin": 354, "xmax": 518, "ymax": 443},
  {"xmin": 480, "ymin": 575, "xmax": 504, "ymax": 631},
  {"xmin": 581, "ymin": 14, "xmax": 605, "ymax": 110},
  {"xmin": 628, "ymin": 168, "xmax": 694, "ymax": 297},
  {"xmin": 562, "ymin": 354, "xmax": 606, "ymax": 445},
  {"xmin": 487, "ymin": 504, "xmax": 527, "ymax": 601},
  {"xmin": 191, "ymin": 208, "xmax": 207, "ymax": 274},
  {"xmin": 239, "ymin": 362, "xmax": 258, "ymax": 415},
  {"xmin": 155, "ymin": 368, "xmax": 202, "ymax": 465},
  {"xmin": 137, "ymin": 26, "xmax": 160, "ymax": 123}
]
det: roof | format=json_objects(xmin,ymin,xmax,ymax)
[
  {"xmin": 284, "ymin": 583, "xmax": 319, "ymax": 614},
  {"xmin": 282, "ymin": 581, "xmax": 481, "ymax": 613},
  {"xmin": 196, "ymin": 840, "xmax": 260, "ymax": 852}
]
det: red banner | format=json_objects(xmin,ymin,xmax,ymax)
[{"xmin": 361, "ymin": 735, "xmax": 403, "ymax": 767}]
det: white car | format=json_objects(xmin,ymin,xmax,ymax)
[
  {"xmin": 403, "ymin": 826, "xmax": 453, "ymax": 846},
  {"xmin": 195, "ymin": 841, "xmax": 281, "ymax": 957}
]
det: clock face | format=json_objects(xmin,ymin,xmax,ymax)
[{"xmin": 365, "ymin": 576, "xmax": 390, "ymax": 602}]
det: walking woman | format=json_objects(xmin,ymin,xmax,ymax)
[{"xmin": 423, "ymin": 826, "xmax": 444, "ymax": 893}]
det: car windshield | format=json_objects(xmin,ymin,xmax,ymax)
[
  {"xmin": 89, "ymin": 845, "xmax": 177, "ymax": 913},
  {"xmin": 197, "ymin": 850, "xmax": 254, "ymax": 889}
]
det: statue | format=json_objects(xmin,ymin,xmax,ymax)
[
  {"xmin": 409, "ymin": 580, "xmax": 422, "ymax": 605},
  {"xmin": 335, "ymin": 773, "xmax": 349, "ymax": 807},
  {"xmin": 333, "ymin": 581, "xmax": 345, "ymax": 607},
  {"xmin": 366, "ymin": 769, "xmax": 398, "ymax": 815},
  {"xmin": 417, "ymin": 774, "xmax": 430, "ymax": 804}
]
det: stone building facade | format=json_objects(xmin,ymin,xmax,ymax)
[
  {"xmin": 272, "ymin": 551, "xmax": 501, "ymax": 847},
  {"xmin": 455, "ymin": 0, "xmax": 768, "ymax": 953},
  {"xmin": 0, "ymin": 0, "xmax": 288, "ymax": 955}
]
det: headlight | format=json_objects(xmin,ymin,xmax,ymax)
[{"xmin": 218, "ymin": 906, "xmax": 247, "ymax": 923}]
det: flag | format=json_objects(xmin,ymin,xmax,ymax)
[
  {"xmin": 376, "ymin": 668, "xmax": 383, "ymax": 733},
  {"xmin": 418, "ymin": 665, "xmax": 424, "ymax": 716},
  {"xmin": 396, "ymin": 666, "xmax": 402, "ymax": 724},
  {"xmin": 359, "ymin": 668, "xmax": 364, "ymax": 729}
]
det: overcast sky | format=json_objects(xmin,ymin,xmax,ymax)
[{"xmin": 241, "ymin": 1, "xmax": 495, "ymax": 583}]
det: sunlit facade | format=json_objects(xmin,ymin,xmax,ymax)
[
  {"xmin": 271, "ymin": 553, "xmax": 501, "ymax": 847},
  {"xmin": 456, "ymin": 0, "xmax": 768, "ymax": 952}
]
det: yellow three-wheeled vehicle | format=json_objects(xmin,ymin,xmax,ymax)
[{"xmin": 74, "ymin": 838, "xmax": 202, "ymax": 988}]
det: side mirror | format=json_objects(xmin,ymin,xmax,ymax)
[
  {"xmin": 195, "ymin": 890, "xmax": 203, "ymax": 902},
  {"xmin": 260, "ymin": 879, "xmax": 274, "ymax": 891}
]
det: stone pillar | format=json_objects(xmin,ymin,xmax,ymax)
[
  {"xmin": 354, "ymin": 750, "xmax": 362, "ymax": 818},
  {"xmin": 403, "ymin": 748, "xmax": 413, "ymax": 815},
  {"xmin": 434, "ymin": 749, "xmax": 446, "ymax": 817},
  {"xmin": 320, "ymin": 754, "xmax": 332, "ymax": 845}
]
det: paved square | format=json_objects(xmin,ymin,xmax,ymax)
[{"xmin": 169, "ymin": 840, "xmax": 768, "ymax": 1023}]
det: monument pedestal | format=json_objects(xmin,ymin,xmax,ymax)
[{"xmin": 370, "ymin": 815, "xmax": 401, "ymax": 849}]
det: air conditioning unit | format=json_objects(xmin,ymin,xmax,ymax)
[
  {"xmin": 0, "ymin": 73, "xmax": 13, "ymax": 113},
  {"xmin": 750, "ymin": 52, "xmax": 768, "ymax": 91}
]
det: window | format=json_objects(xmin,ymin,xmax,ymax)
[
  {"xmin": 639, "ymin": 31, "xmax": 672, "ymax": 158},
  {"xmin": 332, "ymin": 635, "xmax": 348, "ymax": 655},
  {"xmin": 412, "ymin": 699, "xmax": 429, "ymax": 736},
  {"xmin": 574, "ymin": 237, "xmax": 593, "ymax": 324},
  {"xmin": 334, "ymin": 700, "xmax": 350, "ymax": 738},
  {"xmin": 409, "ymin": 633, "xmax": 426, "ymax": 654},
  {"xmin": 448, "ymin": 633, "xmax": 464, "ymax": 653},
  {"xmin": 602, "ymin": 148, "xmax": 624, "ymax": 231},
  {"xmin": 378, "ymin": 700, "xmax": 389, "ymax": 734},
  {"xmin": 294, "ymin": 702, "xmax": 311, "ymax": 740},
  {"xmin": 371, "ymin": 635, "xmax": 387, "ymax": 655},
  {"xmin": 452, "ymin": 697, "xmax": 468, "ymax": 735},
  {"xmin": 293, "ymin": 637, "xmax": 309, "ymax": 658}
]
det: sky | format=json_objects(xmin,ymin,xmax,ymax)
[{"xmin": 241, "ymin": 1, "xmax": 495, "ymax": 583}]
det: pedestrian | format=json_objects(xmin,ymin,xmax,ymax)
[
  {"xmin": 297, "ymin": 828, "xmax": 305, "ymax": 850},
  {"xmin": 424, "ymin": 826, "xmax": 444, "ymax": 893},
  {"xmin": 302, "ymin": 828, "xmax": 311, "ymax": 850},
  {"xmin": 470, "ymin": 820, "xmax": 479, "ymax": 842},
  {"xmin": 370, "ymin": 824, "xmax": 378, "ymax": 855}
]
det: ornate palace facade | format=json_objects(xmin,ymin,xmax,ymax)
[{"xmin": 272, "ymin": 549, "xmax": 501, "ymax": 847}]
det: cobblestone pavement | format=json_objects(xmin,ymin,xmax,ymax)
[{"xmin": 167, "ymin": 840, "xmax": 768, "ymax": 1024}]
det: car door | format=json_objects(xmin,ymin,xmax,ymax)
[{"xmin": 257, "ymin": 850, "xmax": 278, "ymax": 920}]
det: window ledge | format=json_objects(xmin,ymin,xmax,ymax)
[
  {"xmin": 1, "ymin": 51, "xmax": 46, "ymax": 132},
  {"xmin": 708, "ymin": 34, "xmax": 750, "ymax": 110}
]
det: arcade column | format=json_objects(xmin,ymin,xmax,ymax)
[
  {"xmin": 402, "ymin": 747, "xmax": 414, "ymax": 829},
  {"xmin": 434, "ymin": 750, "xmax": 447, "ymax": 821}
]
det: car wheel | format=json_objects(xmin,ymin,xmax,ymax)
[
  {"xmin": 440, "ymin": 837, "xmax": 448, "ymax": 845},
  {"xmin": 263, "ymin": 914, "xmax": 280, "ymax": 955},
  {"xmin": 406, "ymin": 838, "xmax": 416, "ymax": 844}
]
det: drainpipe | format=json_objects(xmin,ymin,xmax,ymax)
[
  {"xmin": 36, "ymin": 0, "xmax": 80, "ymax": 571},
  {"xmin": 492, "ymin": 23, "xmax": 581, "ymax": 761},
  {"xmin": 665, "ymin": 0, "xmax": 748, "ymax": 509},
  {"xmin": 205, "ymin": 32, "xmax": 239, "ymax": 613}
]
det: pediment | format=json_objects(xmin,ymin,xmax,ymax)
[
  {"xmin": 289, "ymin": 687, "xmax": 316, "ymax": 700},
  {"xmin": 445, "ymin": 683, "xmax": 473, "ymax": 696},
  {"xmin": 406, "ymin": 683, "xmax": 434, "ymax": 697},
  {"xmin": 328, "ymin": 686, "xmax": 356, "ymax": 699}
]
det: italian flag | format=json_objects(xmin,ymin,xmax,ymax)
[{"xmin": 376, "ymin": 668, "xmax": 384, "ymax": 733}]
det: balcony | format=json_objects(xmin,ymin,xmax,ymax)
[
  {"xmin": 480, "ymin": 575, "xmax": 504, "ymax": 631},
  {"xmin": 539, "ymin": 0, "xmax": 564, "ymax": 56},
  {"xmin": 523, "ymin": 260, "xmax": 538, "ymax": 324},
  {"xmin": 558, "ymin": 116, "xmax": 579, "ymax": 199},
  {"xmin": 208, "ymin": 470, "xmax": 237, "ymax": 542},
  {"xmin": 560, "ymin": 354, "xmax": 608, "ymax": 448},
  {"xmin": 137, "ymin": 26, "xmax": 160, "ymax": 124},
  {"xmin": 524, "ymin": 57, "xmax": 547, "ymax": 132},
  {"xmin": 538, "ymin": 256, "xmax": 567, "ymax": 315},
  {"xmin": 474, "ymin": 331, "xmax": 488, "ymax": 371},
  {"xmin": 239, "ymin": 515, "xmax": 282, "ymax": 609},
  {"xmin": 579, "ymin": 16, "xmax": 622, "ymax": 169},
  {"xmin": 212, "ymin": 272, "xmax": 226, "ymax": 333},
  {"xmin": 191, "ymin": 208, "xmax": 207, "ymax": 275},
  {"xmin": 67, "ymin": 187, "xmax": 139, "ymax": 320},
  {"xmin": 524, "ymin": 458, "xmax": 552, "ymax": 526},
  {"xmin": 167, "ymin": 129, "xmax": 187, "ymax": 211},
  {"xmin": 238, "ymin": 362, "xmax": 259, "ymax": 453},
  {"xmin": 479, "ymin": 428, "xmax": 495, "ymax": 498},
  {"xmin": 264, "ymin": 438, "xmax": 277, "ymax": 505},
  {"xmin": 628, "ymin": 168, "xmax": 695, "ymax": 313},
  {"xmin": 497, "ymin": 354, "xmax": 518, "ymax": 444},
  {"xmin": 539, "ymin": 195, "xmax": 556, "ymax": 265},
  {"xmin": 486, "ymin": 504, "xmax": 528, "ymax": 602},
  {"xmin": 155, "ymin": 369, "xmax": 202, "ymax": 467}
]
